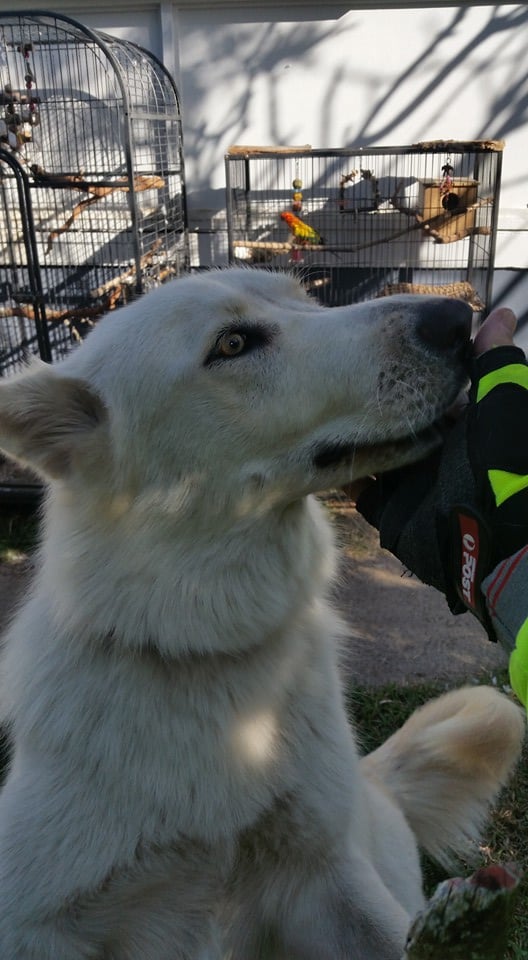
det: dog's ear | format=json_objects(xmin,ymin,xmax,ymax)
[{"xmin": 0, "ymin": 360, "xmax": 107, "ymax": 479}]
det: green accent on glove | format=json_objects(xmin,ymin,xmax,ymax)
[
  {"xmin": 509, "ymin": 618, "xmax": 528, "ymax": 709},
  {"xmin": 477, "ymin": 363, "xmax": 528, "ymax": 402},
  {"xmin": 488, "ymin": 469, "xmax": 528, "ymax": 507}
]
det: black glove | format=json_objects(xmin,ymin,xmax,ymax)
[{"xmin": 357, "ymin": 344, "xmax": 528, "ymax": 640}]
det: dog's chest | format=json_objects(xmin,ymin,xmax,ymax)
[{"xmin": 34, "ymin": 639, "xmax": 308, "ymax": 844}]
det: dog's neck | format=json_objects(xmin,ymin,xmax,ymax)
[{"xmin": 37, "ymin": 491, "xmax": 338, "ymax": 660}]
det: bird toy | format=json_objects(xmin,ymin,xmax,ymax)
[
  {"xmin": 291, "ymin": 160, "xmax": 304, "ymax": 212},
  {"xmin": 0, "ymin": 41, "xmax": 41, "ymax": 153},
  {"xmin": 439, "ymin": 157, "xmax": 458, "ymax": 211},
  {"xmin": 18, "ymin": 42, "xmax": 40, "ymax": 128},
  {"xmin": 292, "ymin": 175, "xmax": 303, "ymax": 212}
]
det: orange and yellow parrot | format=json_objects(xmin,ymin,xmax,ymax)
[{"xmin": 280, "ymin": 211, "xmax": 323, "ymax": 245}]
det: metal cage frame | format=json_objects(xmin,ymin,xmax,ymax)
[
  {"xmin": 225, "ymin": 141, "xmax": 503, "ymax": 313},
  {"xmin": 0, "ymin": 10, "xmax": 189, "ymax": 375}
]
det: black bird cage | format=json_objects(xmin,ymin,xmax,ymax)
[
  {"xmin": 0, "ymin": 10, "xmax": 189, "ymax": 375},
  {"xmin": 226, "ymin": 141, "xmax": 503, "ymax": 313}
]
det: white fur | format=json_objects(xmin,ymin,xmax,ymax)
[{"xmin": 0, "ymin": 268, "xmax": 523, "ymax": 959}]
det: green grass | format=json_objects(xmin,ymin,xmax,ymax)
[{"xmin": 349, "ymin": 678, "xmax": 528, "ymax": 958}]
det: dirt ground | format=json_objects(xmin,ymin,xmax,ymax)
[
  {"xmin": 0, "ymin": 498, "xmax": 507, "ymax": 689},
  {"xmin": 327, "ymin": 499, "xmax": 507, "ymax": 687}
]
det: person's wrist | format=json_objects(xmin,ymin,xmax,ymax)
[{"xmin": 474, "ymin": 345, "xmax": 527, "ymax": 378}]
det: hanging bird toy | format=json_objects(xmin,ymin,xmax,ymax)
[
  {"xmin": 291, "ymin": 174, "xmax": 303, "ymax": 212},
  {"xmin": 439, "ymin": 157, "xmax": 459, "ymax": 211},
  {"xmin": 0, "ymin": 41, "xmax": 41, "ymax": 152},
  {"xmin": 291, "ymin": 161, "xmax": 303, "ymax": 212}
]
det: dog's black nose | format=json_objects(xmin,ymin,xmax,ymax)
[{"xmin": 416, "ymin": 298, "xmax": 472, "ymax": 352}]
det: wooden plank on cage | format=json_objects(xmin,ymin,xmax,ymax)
[
  {"xmin": 226, "ymin": 144, "xmax": 312, "ymax": 156},
  {"xmin": 377, "ymin": 280, "xmax": 485, "ymax": 311},
  {"xmin": 413, "ymin": 139, "xmax": 505, "ymax": 153}
]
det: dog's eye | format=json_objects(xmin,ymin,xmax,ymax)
[
  {"xmin": 217, "ymin": 331, "xmax": 246, "ymax": 357},
  {"xmin": 205, "ymin": 325, "xmax": 273, "ymax": 365}
]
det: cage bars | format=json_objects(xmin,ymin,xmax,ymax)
[
  {"xmin": 0, "ymin": 10, "xmax": 189, "ymax": 374},
  {"xmin": 225, "ymin": 141, "xmax": 503, "ymax": 312}
]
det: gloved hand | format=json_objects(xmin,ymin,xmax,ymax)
[{"xmin": 357, "ymin": 307, "xmax": 528, "ymax": 641}]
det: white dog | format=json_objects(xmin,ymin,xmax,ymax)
[{"xmin": 0, "ymin": 268, "xmax": 523, "ymax": 959}]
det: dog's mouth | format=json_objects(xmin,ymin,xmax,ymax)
[
  {"xmin": 312, "ymin": 418, "xmax": 448, "ymax": 477},
  {"xmin": 313, "ymin": 440, "xmax": 357, "ymax": 470},
  {"xmin": 311, "ymin": 375, "xmax": 470, "ymax": 480}
]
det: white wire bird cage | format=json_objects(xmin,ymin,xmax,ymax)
[
  {"xmin": 225, "ymin": 141, "xmax": 503, "ymax": 313},
  {"xmin": 0, "ymin": 9, "xmax": 189, "ymax": 374}
]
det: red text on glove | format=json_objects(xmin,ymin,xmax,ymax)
[{"xmin": 459, "ymin": 514, "xmax": 479, "ymax": 609}]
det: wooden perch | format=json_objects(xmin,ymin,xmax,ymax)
[
  {"xmin": 393, "ymin": 195, "xmax": 494, "ymax": 244},
  {"xmin": 89, "ymin": 239, "xmax": 164, "ymax": 299},
  {"xmin": 0, "ymin": 303, "xmax": 100, "ymax": 322},
  {"xmin": 0, "ymin": 239, "xmax": 167, "ymax": 342},
  {"xmin": 234, "ymin": 241, "xmax": 295, "ymax": 255},
  {"xmin": 233, "ymin": 196, "xmax": 494, "ymax": 261},
  {"xmin": 425, "ymin": 224, "xmax": 491, "ymax": 244},
  {"xmin": 0, "ymin": 300, "xmax": 109, "ymax": 341},
  {"xmin": 29, "ymin": 165, "xmax": 164, "ymax": 197},
  {"xmin": 402, "ymin": 863, "xmax": 521, "ymax": 960},
  {"xmin": 29, "ymin": 166, "xmax": 165, "ymax": 252}
]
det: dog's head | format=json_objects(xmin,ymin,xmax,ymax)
[{"xmin": 0, "ymin": 269, "xmax": 471, "ymax": 519}]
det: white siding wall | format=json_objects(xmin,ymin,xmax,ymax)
[
  {"xmin": 175, "ymin": 3, "xmax": 528, "ymax": 271},
  {"xmin": 3, "ymin": 2, "xmax": 528, "ymax": 275}
]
